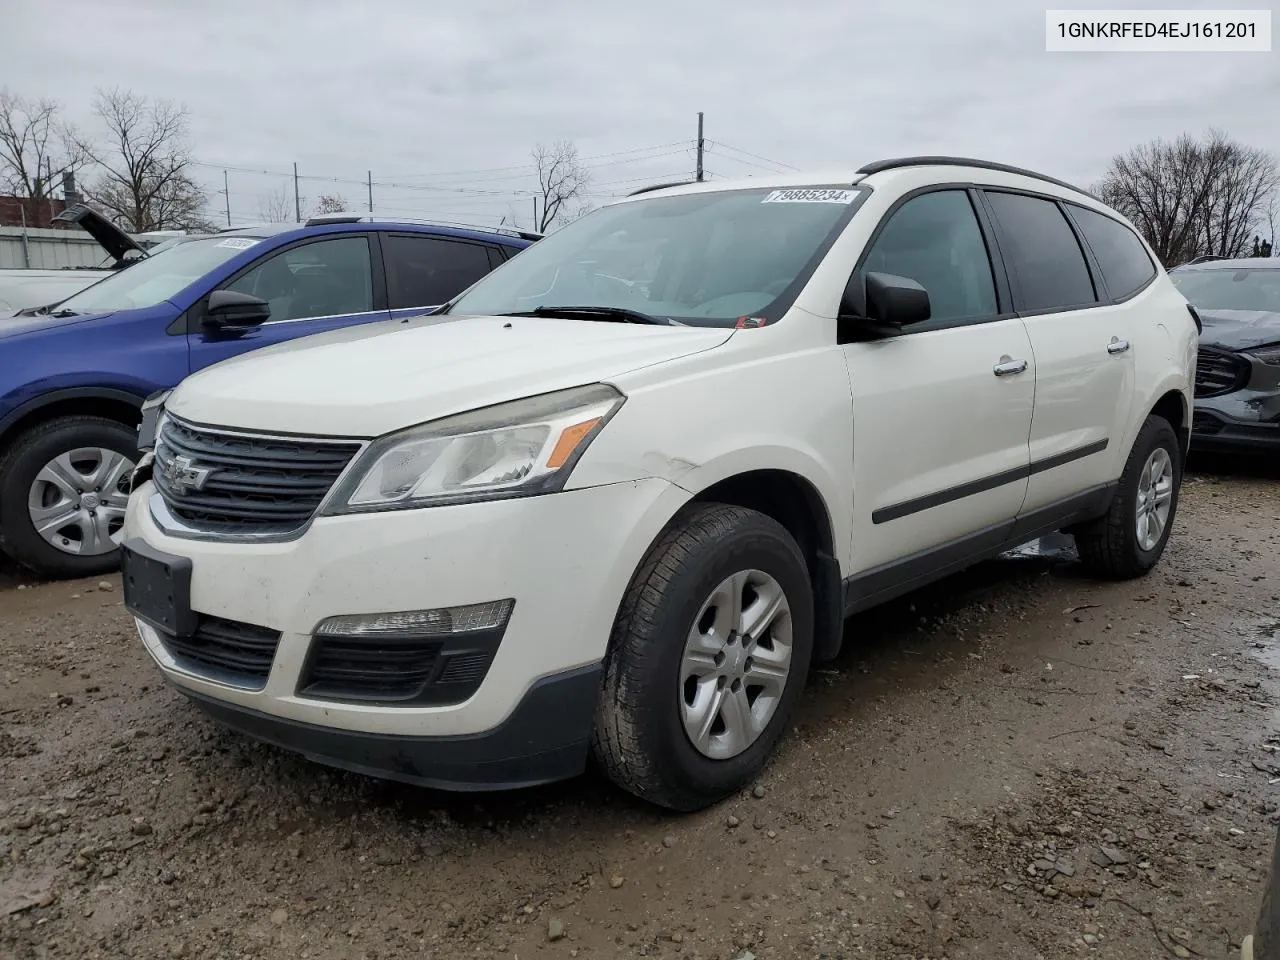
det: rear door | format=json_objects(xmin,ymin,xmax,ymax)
[
  {"xmin": 981, "ymin": 190, "xmax": 1137, "ymax": 514},
  {"xmin": 186, "ymin": 234, "xmax": 390, "ymax": 374},
  {"xmin": 381, "ymin": 233, "xmax": 504, "ymax": 320}
]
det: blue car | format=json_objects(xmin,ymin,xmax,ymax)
[{"xmin": 0, "ymin": 211, "xmax": 538, "ymax": 579}]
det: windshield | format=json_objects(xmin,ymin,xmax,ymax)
[
  {"xmin": 55, "ymin": 236, "xmax": 264, "ymax": 314},
  {"xmin": 1170, "ymin": 267, "xmax": 1280, "ymax": 313},
  {"xmin": 445, "ymin": 185, "xmax": 867, "ymax": 327}
]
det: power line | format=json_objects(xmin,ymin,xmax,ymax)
[
  {"xmin": 193, "ymin": 143, "xmax": 695, "ymax": 193},
  {"xmin": 588, "ymin": 170, "xmax": 695, "ymax": 190},
  {"xmin": 387, "ymin": 146, "xmax": 695, "ymax": 187},
  {"xmin": 377, "ymin": 140, "xmax": 692, "ymax": 180},
  {"xmin": 706, "ymin": 140, "xmax": 799, "ymax": 172}
]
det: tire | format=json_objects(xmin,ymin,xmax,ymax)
[
  {"xmin": 0, "ymin": 416, "xmax": 139, "ymax": 580},
  {"xmin": 592, "ymin": 503, "xmax": 814, "ymax": 811},
  {"xmin": 1073, "ymin": 415, "xmax": 1182, "ymax": 580}
]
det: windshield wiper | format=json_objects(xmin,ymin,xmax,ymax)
[
  {"xmin": 50, "ymin": 309, "xmax": 80, "ymax": 318},
  {"xmin": 501, "ymin": 305, "xmax": 672, "ymax": 326}
]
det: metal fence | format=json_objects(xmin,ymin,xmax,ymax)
[{"xmin": 0, "ymin": 226, "xmax": 107, "ymax": 270}]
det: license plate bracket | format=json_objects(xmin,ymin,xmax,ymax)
[{"xmin": 120, "ymin": 539, "xmax": 196, "ymax": 637}]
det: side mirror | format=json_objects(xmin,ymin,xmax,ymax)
[
  {"xmin": 203, "ymin": 290, "xmax": 270, "ymax": 330},
  {"xmin": 865, "ymin": 272, "xmax": 931, "ymax": 326}
]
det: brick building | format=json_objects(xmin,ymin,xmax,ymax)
[{"xmin": 0, "ymin": 173, "xmax": 83, "ymax": 228}]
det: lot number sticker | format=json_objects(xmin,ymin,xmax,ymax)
[
  {"xmin": 215, "ymin": 237, "xmax": 260, "ymax": 250},
  {"xmin": 762, "ymin": 188, "xmax": 857, "ymax": 204}
]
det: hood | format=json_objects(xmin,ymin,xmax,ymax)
[
  {"xmin": 1197, "ymin": 309, "xmax": 1280, "ymax": 352},
  {"xmin": 0, "ymin": 309, "xmax": 114, "ymax": 340},
  {"xmin": 52, "ymin": 203, "xmax": 146, "ymax": 266},
  {"xmin": 167, "ymin": 314, "xmax": 736, "ymax": 436},
  {"xmin": 0, "ymin": 269, "xmax": 112, "ymax": 315}
]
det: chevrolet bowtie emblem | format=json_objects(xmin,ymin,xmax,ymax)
[{"xmin": 160, "ymin": 453, "xmax": 214, "ymax": 495}]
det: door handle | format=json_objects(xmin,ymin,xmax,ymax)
[
  {"xmin": 993, "ymin": 356, "xmax": 1028, "ymax": 377},
  {"xmin": 1107, "ymin": 337, "xmax": 1130, "ymax": 355}
]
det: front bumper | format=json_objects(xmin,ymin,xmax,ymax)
[
  {"xmin": 123, "ymin": 476, "xmax": 688, "ymax": 787},
  {"xmin": 1192, "ymin": 406, "xmax": 1280, "ymax": 453},
  {"xmin": 173, "ymin": 664, "xmax": 602, "ymax": 791},
  {"xmin": 1192, "ymin": 355, "xmax": 1280, "ymax": 454}
]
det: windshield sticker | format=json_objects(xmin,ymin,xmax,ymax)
[
  {"xmin": 215, "ymin": 238, "xmax": 260, "ymax": 250},
  {"xmin": 762, "ymin": 188, "xmax": 857, "ymax": 204}
]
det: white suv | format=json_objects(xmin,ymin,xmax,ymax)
[{"xmin": 120, "ymin": 157, "xmax": 1197, "ymax": 811}]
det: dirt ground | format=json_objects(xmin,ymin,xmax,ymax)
[{"xmin": 2, "ymin": 458, "xmax": 1279, "ymax": 960}]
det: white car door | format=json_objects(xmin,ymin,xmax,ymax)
[
  {"xmin": 840, "ymin": 188, "xmax": 1035, "ymax": 608},
  {"xmin": 981, "ymin": 190, "xmax": 1139, "ymax": 514}
]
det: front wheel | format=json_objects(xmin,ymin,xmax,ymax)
[
  {"xmin": 592, "ymin": 503, "xmax": 814, "ymax": 811},
  {"xmin": 1073, "ymin": 415, "xmax": 1182, "ymax": 580},
  {"xmin": 0, "ymin": 416, "xmax": 138, "ymax": 580}
]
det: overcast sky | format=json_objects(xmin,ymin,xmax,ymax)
[{"xmin": 7, "ymin": 0, "xmax": 1278, "ymax": 229}]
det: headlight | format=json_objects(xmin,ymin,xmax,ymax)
[
  {"xmin": 1248, "ymin": 342, "xmax": 1280, "ymax": 366},
  {"xmin": 323, "ymin": 383, "xmax": 625, "ymax": 514},
  {"xmin": 137, "ymin": 389, "xmax": 172, "ymax": 453}
]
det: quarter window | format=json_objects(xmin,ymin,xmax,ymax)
[
  {"xmin": 1068, "ymin": 204, "xmax": 1157, "ymax": 300},
  {"xmin": 984, "ymin": 192, "xmax": 1096, "ymax": 312},
  {"xmin": 860, "ymin": 190, "xmax": 998, "ymax": 324},
  {"xmin": 224, "ymin": 236, "xmax": 373, "ymax": 322},
  {"xmin": 383, "ymin": 235, "xmax": 494, "ymax": 308}
]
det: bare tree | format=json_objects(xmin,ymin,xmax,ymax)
[
  {"xmin": 1265, "ymin": 194, "xmax": 1279, "ymax": 257},
  {"xmin": 0, "ymin": 89, "xmax": 85, "ymax": 225},
  {"xmin": 1097, "ymin": 130, "xmax": 1279, "ymax": 266},
  {"xmin": 313, "ymin": 193, "xmax": 348, "ymax": 215},
  {"xmin": 76, "ymin": 87, "xmax": 212, "ymax": 233},
  {"xmin": 532, "ymin": 141, "xmax": 591, "ymax": 232},
  {"xmin": 258, "ymin": 184, "xmax": 294, "ymax": 223}
]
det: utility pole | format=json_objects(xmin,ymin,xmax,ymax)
[
  {"xmin": 367, "ymin": 170, "xmax": 373, "ymax": 213},
  {"xmin": 223, "ymin": 170, "xmax": 231, "ymax": 227},
  {"xmin": 532, "ymin": 196, "xmax": 538, "ymax": 231},
  {"xmin": 696, "ymin": 111, "xmax": 705, "ymax": 182},
  {"xmin": 293, "ymin": 162, "xmax": 301, "ymax": 222}
]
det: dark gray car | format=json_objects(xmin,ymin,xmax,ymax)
[{"xmin": 1169, "ymin": 258, "xmax": 1280, "ymax": 454}]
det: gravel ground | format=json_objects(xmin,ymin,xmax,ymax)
[{"xmin": 2, "ymin": 458, "xmax": 1279, "ymax": 960}]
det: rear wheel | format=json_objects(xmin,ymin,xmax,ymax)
[
  {"xmin": 1073, "ymin": 415, "xmax": 1181, "ymax": 580},
  {"xmin": 592, "ymin": 503, "xmax": 814, "ymax": 811},
  {"xmin": 0, "ymin": 416, "xmax": 138, "ymax": 579}
]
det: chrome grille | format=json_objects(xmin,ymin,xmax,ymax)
[
  {"xmin": 153, "ymin": 415, "xmax": 362, "ymax": 535},
  {"xmin": 1194, "ymin": 347, "xmax": 1249, "ymax": 399}
]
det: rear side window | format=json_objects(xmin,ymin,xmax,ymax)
[
  {"xmin": 383, "ymin": 235, "xmax": 494, "ymax": 308},
  {"xmin": 985, "ymin": 191, "xmax": 1097, "ymax": 313},
  {"xmin": 1068, "ymin": 205, "xmax": 1157, "ymax": 300}
]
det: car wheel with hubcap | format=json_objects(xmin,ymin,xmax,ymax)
[
  {"xmin": 1074, "ymin": 414, "xmax": 1182, "ymax": 580},
  {"xmin": 593, "ymin": 502, "xmax": 814, "ymax": 811},
  {"xmin": 0, "ymin": 415, "xmax": 138, "ymax": 580}
]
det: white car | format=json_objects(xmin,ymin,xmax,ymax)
[{"xmin": 120, "ymin": 157, "xmax": 1197, "ymax": 811}]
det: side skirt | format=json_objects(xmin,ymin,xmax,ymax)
[{"xmin": 842, "ymin": 482, "xmax": 1117, "ymax": 617}]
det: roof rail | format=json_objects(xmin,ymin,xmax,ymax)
[
  {"xmin": 856, "ymin": 156, "xmax": 1088, "ymax": 196},
  {"xmin": 301, "ymin": 213, "xmax": 541, "ymax": 241},
  {"xmin": 1184, "ymin": 254, "xmax": 1229, "ymax": 265},
  {"xmin": 627, "ymin": 180, "xmax": 698, "ymax": 197}
]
